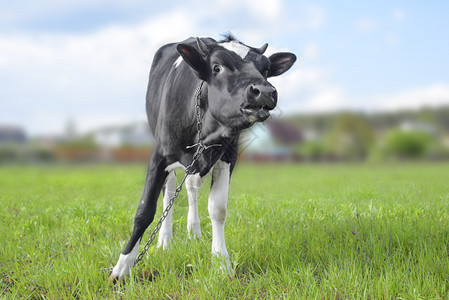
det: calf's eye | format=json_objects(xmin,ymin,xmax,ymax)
[{"xmin": 213, "ymin": 64, "xmax": 221, "ymax": 75}]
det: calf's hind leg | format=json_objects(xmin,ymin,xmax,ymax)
[{"xmin": 110, "ymin": 153, "xmax": 168, "ymax": 281}]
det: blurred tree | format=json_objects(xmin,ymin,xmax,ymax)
[
  {"xmin": 384, "ymin": 129, "xmax": 434, "ymax": 159},
  {"xmin": 296, "ymin": 140, "xmax": 328, "ymax": 161},
  {"xmin": 58, "ymin": 136, "xmax": 98, "ymax": 149},
  {"xmin": 328, "ymin": 112, "xmax": 375, "ymax": 161},
  {"xmin": 418, "ymin": 107, "xmax": 437, "ymax": 125}
]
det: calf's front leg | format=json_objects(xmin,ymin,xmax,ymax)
[
  {"xmin": 186, "ymin": 173, "xmax": 204, "ymax": 239},
  {"xmin": 208, "ymin": 160, "xmax": 231, "ymax": 273},
  {"xmin": 110, "ymin": 153, "xmax": 167, "ymax": 281},
  {"xmin": 157, "ymin": 170, "xmax": 177, "ymax": 249}
]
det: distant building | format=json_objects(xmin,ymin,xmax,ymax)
[
  {"xmin": 0, "ymin": 126, "xmax": 27, "ymax": 144},
  {"xmin": 267, "ymin": 120, "xmax": 303, "ymax": 145},
  {"xmin": 241, "ymin": 120, "xmax": 302, "ymax": 162},
  {"xmin": 399, "ymin": 120, "xmax": 436, "ymax": 135},
  {"xmin": 89, "ymin": 122, "xmax": 153, "ymax": 162},
  {"xmin": 93, "ymin": 122, "xmax": 153, "ymax": 148},
  {"xmin": 303, "ymin": 129, "xmax": 321, "ymax": 141}
]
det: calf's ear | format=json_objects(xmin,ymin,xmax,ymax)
[
  {"xmin": 268, "ymin": 52, "xmax": 297, "ymax": 77},
  {"xmin": 177, "ymin": 44, "xmax": 209, "ymax": 81}
]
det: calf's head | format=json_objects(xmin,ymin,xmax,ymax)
[{"xmin": 177, "ymin": 36, "xmax": 296, "ymax": 131}]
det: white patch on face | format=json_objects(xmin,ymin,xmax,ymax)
[
  {"xmin": 220, "ymin": 41, "xmax": 250, "ymax": 59},
  {"xmin": 173, "ymin": 56, "xmax": 183, "ymax": 68},
  {"xmin": 111, "ymin": 239, "xmax": 140, "ymax": 280},
  {"xmin": 165, "ymin": 161, "xmax": 185, "ymax": 173}
]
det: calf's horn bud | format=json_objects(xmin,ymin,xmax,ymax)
[{"xmin": 256, "ymin": 43, "xmax": 268, "ymax": 55}]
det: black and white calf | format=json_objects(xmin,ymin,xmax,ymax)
[{"xmin": 110, "ymin": 34, "xmax": 296, "ymax": 280}]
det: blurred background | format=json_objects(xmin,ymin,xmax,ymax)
[{"xmin": 1, "ymin": 0, "xmax": 448, "ymax": 164}]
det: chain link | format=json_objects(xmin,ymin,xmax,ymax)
[{"xmin": 133, "ymin": 81, "xmax": 220, "ymax": 267}]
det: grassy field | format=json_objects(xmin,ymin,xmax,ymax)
[{"xmin": 1, "ymin": 162, "xmax": 449, "ymax": 299}]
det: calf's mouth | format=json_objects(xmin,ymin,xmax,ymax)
[{"xmin": 240, "ymin": 104, "xmax": 271, "ymax": 123}]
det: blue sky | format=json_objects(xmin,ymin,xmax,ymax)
[{"xmin": 1, "ymin": 0, "xmax": 448, "ymax": 136}]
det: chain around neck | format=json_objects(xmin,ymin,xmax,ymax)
[
  {"xmin": 185, "ymin": 81, "xmax": 221, "ymax": 174},
  {"xmin": 194, "ymin": 81, "xmax": 204, "ymax": 145}
]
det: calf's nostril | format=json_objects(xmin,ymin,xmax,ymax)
[{"xmin": 250, "ymin": 85, "xmax": 260, "ymax": 97}]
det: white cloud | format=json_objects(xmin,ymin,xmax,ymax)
[
  {"xmin": 302, "ymin": 43, "xmax": 320, "ymax": 60},
  {"xmin": 270, "ymin": 66, "xmax": 349, "ymax": 114},
  {"xmin": 301, "ymin": 88, "xmax": 348, "ymax": 112},
  {"xmin": 271, "ymin": 68, "xmax": 327, "ymax": 97},
  {"xmin": 237, "ymin": 3, "xmax": 326, "ymax": 42},
  {"xmin": 385, "ymin": 33, "xmax": 400, "ymax": 46},
  {"xmin": 215, "ymin": 0, "xmax": 283, "ymax": 22},
  {"xmin": 279, "ymin": 82, "xmax": 449, "ymax": 115},
  {"xmin": 0, "ymin": 9, "xmax": 201, "ymax": 135},
  {"xmin": 0, "ymin": 11, "xmax": 193, "ymax": 78},
  {"xmin": 1, "ymin": 1, "xmax": 307, "ymax": 135},
  {"xmin": 299, "ymin": 4, "xmax": 326, "ymax": 31},
  {"xmin": 367, "ymin": 84, "xmax": 449, "ymax": 111},
  {"xmin": 2, "ymin": 0, "xmax": 445, "ymax": 138},
  {"xmin": 248, "ymin": 0, "xmax": 283, "ymax": 22},
  {"xmin": 355, "ymin": 18, "xmax": 380, "ymax": 32},
  {"xmin": 392, "ymin": 9, "xmax": 406, "ymax": 23},
  {"xmin": 271, "ymin": 65, "xmax": 449, "ymax": 115}
]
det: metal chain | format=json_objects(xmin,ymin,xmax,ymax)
[
  {"xmin": 133, "ymin": 172, "xmax": 188, "ymax": 266},
  {"xmin": 195, "ymin": 81, "xmax": 204, "ymax": 145},
  {"xmin": 133, "ymin": 81, "xmax": 220, "ymax": 267}
]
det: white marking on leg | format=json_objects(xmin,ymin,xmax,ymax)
[
  {"xmin": 165, "ymin": 161, "xmax": 185, "ymax": 173},
  {"xmin": 173, "ymin": 56, "xmax": 183, "ymax": 68},
  {"xmin": 220, "ymin": 41, "xmax": 250, "ymax": 59},
  {"xmin": 157, "ymin": 171, "xmax": 176, "ymax": 249},
  {"xmin": 185, "ymin": 173, "xmax": 204, "ymax": 239},
  {"xmin": 208, "ymin": 160, "xmax": 231, "ymax": 273},
  {"xmin": 111, "ymin": 239, "xmax": 140, "ymax": 280}
]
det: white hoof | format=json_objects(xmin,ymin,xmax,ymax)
[
  {"xmin": 157, "ymin": 232, "xmax": 172, "ymax": 249},
  {"xmin": 212, "ymin": 251, "xmax": 232, "ymax": 277},
  {"xmin": 187, "ymin": 221, "xmax": 202, "ymax": 239},
  {"xmin": 110, "ymin": 241, "xmax": 140, "ymax": 280}
]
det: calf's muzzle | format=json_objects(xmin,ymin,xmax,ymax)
[{"xmin": 247, "ymin": 83, "xmax": 277, "ymax": 110}]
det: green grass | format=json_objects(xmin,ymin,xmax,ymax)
[{"xmin": 1, "ymin": 162, "xmax": 449, "ymax": 299}]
